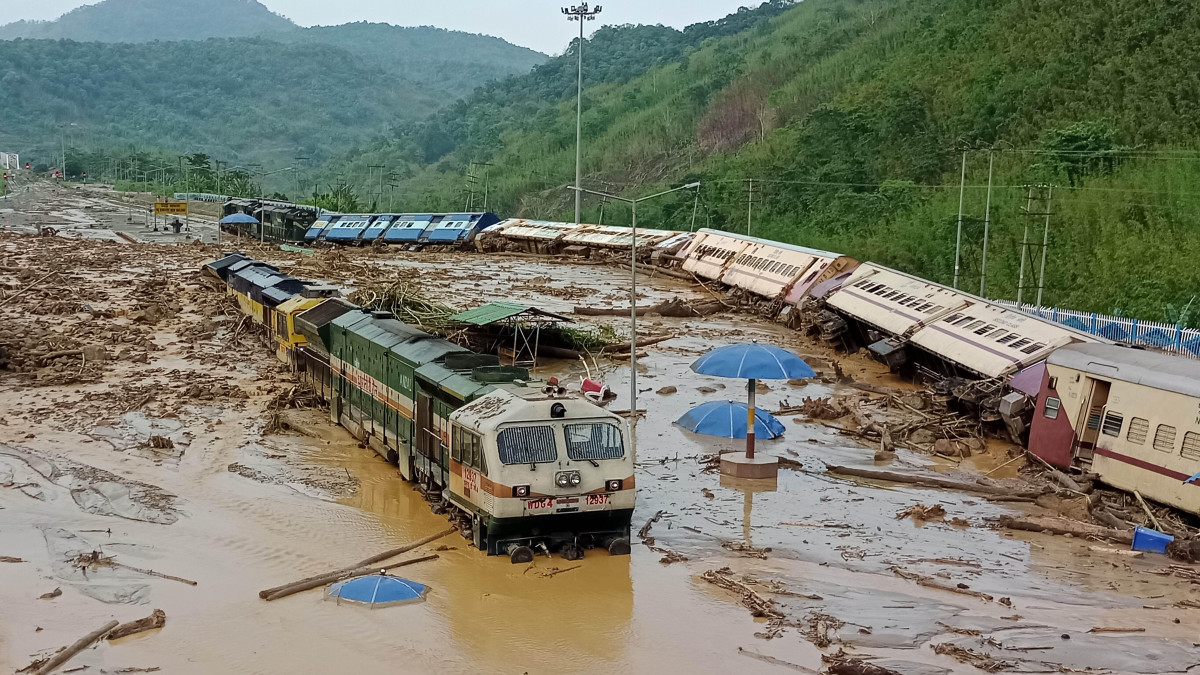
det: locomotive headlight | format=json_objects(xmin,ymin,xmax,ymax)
[
  {"xmin": 555, "ymin": 472, "xmax": 571, "ymax": 488},
  {"xmin": 569, "ymin": 472, "xmax": 582, "ymax": 487},
  {"xmin": 514, "ymin": 485, "xmax": 530, "ymax": 498},
  {"xmin": 606, "ymin": 479, "xmax": 622, "ymax": 492}
]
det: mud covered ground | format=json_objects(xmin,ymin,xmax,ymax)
[{"xmin": 2, "ymin": 181, "xmax": 1199, "ymax": 675}]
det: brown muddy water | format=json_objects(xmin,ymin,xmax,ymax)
[{"xmin": 2, "ymin": 195, "xmax": 1200, "ymax": 673}]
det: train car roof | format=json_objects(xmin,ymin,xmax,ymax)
[
  {"xmin": 696, "ymin": 228, "xmax": 845, "ymax": 260},
  {"xmin": 451, "ymin": 389, "xmax": 623, "ymax": 434},
  {"xmin": 1048, "ymin": 343, "xmax": 1200, "ymax": 398}
]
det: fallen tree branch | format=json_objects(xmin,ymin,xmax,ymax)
[
  {"xmin": 262, "ymin": 554, "xmax": 438, "ymax": 601},
  {"xmin": 825, "ymin": 464, "xmax": 1045, "ymax": 498},
  {"xmin": 996, "ymin": 515, "xmax": 1132, "ymax": 545},
  {"xmin": 32, "ymin": 619, "xmax": 119, "ymax": 675},
  {"xmin": 107, "ymin": 609, "xmax": 166, "ymax": 641}
]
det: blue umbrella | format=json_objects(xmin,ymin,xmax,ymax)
[
  {"xmin": 690, "ymin": 342, "xmax": 816, "ymax": 380},
  {"xmin": 220, "ymin": 212, "xmax": 260, "ymax": 225},
  {"xmin": 325, "ymin": 573, "xmax": 429, "ymax": 608},
  {"xmin": 675, "ymin": 400, "xmax": 786, "ymax": 440},
  {"xmin": 690, "ymin": 341, "xmax": 814, "ymax": 461}
]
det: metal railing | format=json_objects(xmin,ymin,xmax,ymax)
[{"xmin": 993, "ymin": 300, "xmax": 1200, "ymax": 359}]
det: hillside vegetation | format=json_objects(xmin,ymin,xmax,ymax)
[
  {"xmin": 0, "ymin": 0, "xmax": 293, "ymax": 42},
  {"xmin": 330, "ymin": 0, "xmax": 1200, "ymax": 324}
]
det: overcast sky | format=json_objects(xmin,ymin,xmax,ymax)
[{"xmin": 5, "ymin": 0, "xmax": 759, "ymax": 53}]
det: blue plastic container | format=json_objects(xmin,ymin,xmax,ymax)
[{"xmin": 1131, "ymin": 526, "xmax": 1174, "ymax": 554}]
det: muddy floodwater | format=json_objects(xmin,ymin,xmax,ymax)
[{"xmin": 2, "ymin": 181, "xmax": 1200, "ymax": 674}]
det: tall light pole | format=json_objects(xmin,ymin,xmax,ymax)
[
  {"xmin": 562, "ymin": 3, "xmax": 602, "ymax": 228},
  {"xmin": 569, "ymin": 181, "xmax": 700, "ymax": 462}
]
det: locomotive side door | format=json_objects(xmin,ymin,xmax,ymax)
[
  {"xmin": 416, "ymin": 392, "xmax": 435, "ymax": 458},
  {"xmin": 1073, "ymin": 378, "xmax": 1111, "ymax": 463}
]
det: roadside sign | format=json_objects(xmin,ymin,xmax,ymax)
[{"xmin": 154, "ymin": 201, "xmax": 188, "ymax": 215}]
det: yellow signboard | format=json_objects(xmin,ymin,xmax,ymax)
[{"xmin": 153, "ymin": 201, "xmax": 188, "ymax": 215}]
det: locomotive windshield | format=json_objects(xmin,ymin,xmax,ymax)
[
  {"xmin": 565, "ymin": 423, "xmax": 625, "ymax": 460},
  {"xmin": 497, "ymin": 425, "xmax": 558, "ymax": 464}
]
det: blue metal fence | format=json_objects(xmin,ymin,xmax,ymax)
[{"xmin": 993, "ymin": 300, "xmax": 1200, "ymax": 359}]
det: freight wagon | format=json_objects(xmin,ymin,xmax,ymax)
[
  {"xmin": 204, "ymin": 254, "xmax": 634, "ymax": 561},
  {"xmin": 1029, "ymin": 343, "xmax": 1200, "ymax": 515},
  {"xmin": 304, "ymin": 212, "xmax": 499, "ymax": 247}
]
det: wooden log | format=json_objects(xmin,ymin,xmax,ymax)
[
  {"xmin": 33, "ymin": 619, "xmax": 119, "ymax": 675},
  {"xmin": 996, "ymin": 515, "xmax": 1133, "ymax": 544},
  {"xmin": 106, "ymin": 609, "xmax": 166, "ymax": 641},
  {"xmin": 258, "ymin": 527, "xmax": 454, "ymax": 600},
  {"xmin": 604, "ymin": 334, "xmax": 677, "ymax": 354},
  {"xmin": 825, "ymin": 464, "xmax": 1044, "ymax": 498},
  {"xmin": 1134, "ymin": 490, "xmax": 1165, "ymax": 532},
  {"xmin": 262, "ymin": 554, "xmax": 438, "ymax": 601}
]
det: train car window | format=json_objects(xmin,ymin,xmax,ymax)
[
  {"xmin": 1009, "ymin": 338, "xmax": 1032, "ymax": 349},
  {"xmin": 1127, "ymin": 418, "xmax": 1149, "ymax": 445},
  {"xmin": 496, "ymin": 426, "xmax": 557, "ymax": 465},
  {"xmin": 953, "ymin": 316, "xmax": 975, "ymax": 327},
  {"xmin": 997, "ymin": 333, "xmax": 1018, "ymax": 344},
  {"xmin": 1181, "ymin": 432, "xmax": 1200, "ymax": 460},
  {"xmin": 943, "ymin": 313, "xmax": 964, "ymax": 324},
  {"xmin": 928, "ymin": 305, "xmax": 945, "ymax": 314},
  {"xmin": 565, "ymin": 423, "xmax": 625, "ymax": 461},
  {"xmin": 883, "ymin": 291, "xmax": 899, "ymax": 299},
  {"xmin": 1153, "ymin": 425, "xmax": 1177, "ymax": 453},
  {"xmin": 965, "ymin": 320, "xmax": 986, "ymax": 331},
  {"xmin": 276, "ymin": 312, "xmax": 288, "ymax": 336},
  {"xmin": 1021, "ymin": 342, "xmax": 1047, "ymax": 355},
  {"xmin": 1101, "ymin": 412, "xmax": 1123, "ymax": 437},
  {"xmin": 974, "ymin": 324, "xmax": 997, "ymax": 335},
  {"xmin": 917, "ymin": 303, "xmax": 935, "ymax": 312},
  {"xmin": 1043, "ymin": 397, "xmax": 1060, "ymax": 419}
]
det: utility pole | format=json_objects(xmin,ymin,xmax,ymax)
[
  {"xmin": 689, "ymin": 185, "xmax": 700, "ymax": 232},
  {"xmin": 979, "ymin": 151, "xmax": 995, "ymax": 298},
  {"xmin": 746, "ymin": 179, "xmax": 754, "ymax": 235},
  {"xmin": 1017, "ymin": 186, "xmax": 1034, "ymax": 306},
  {"xmin": 1036, "ymin": 185, "xmax": 1053, "ymax": 306},
  {"xmin": 562, "ymin": 2, "xmax": 602, "ymax": 229},
  {"xmin": 952, "ymin": 151, "xmax": 967, "ymax": 289}
]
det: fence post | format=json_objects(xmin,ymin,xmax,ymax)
[
  {"xmin": 1131, "ymin": 319, "xmax": 1139, "ymax": 345},
  {"xmin": 1176, "ymin": 325, "xmax": 1184, "ymax": 352},
  {"xmin": 1053, "ymin": 307, "xmax": 1059, "ymax": 323},
  {"xmin": 1091, "ymin": 313, "xmax": 1097, "ymax": 334}
]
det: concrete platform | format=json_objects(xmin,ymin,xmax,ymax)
[{"xmin": 719, "ymin": 452, "xmax": 779, "ymax": 479}]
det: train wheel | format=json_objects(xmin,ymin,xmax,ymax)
[
  {"xmin": 607, "ymin": 537, "xmax": 631, "ymax": 556},
  {"xmin": 507, "ymin": 544, "xmax": 534, "ymax": 564},
  {"xmin": 561, "ymin": 543, "xmax": 584, "ymax": 561},
  {"xmin": 386, "ymin": 449, "xmax": 399, "ymax": 465}
]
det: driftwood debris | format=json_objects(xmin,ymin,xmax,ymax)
[
  {"xmin": 701, "ymin": 567, "xmax": 785, "ymax": 620},
  {"xmin": 637, "ymin": 510, "xmax": 664, "ymax": 543},
  {"xmin": 1, "ymin": 555, "xmax": 24, "ymax": 563},
  {"xmin": 996, "ymin": 515, "xmax": 1133, "ymax": 545},
  {"xmin": 573, "ymin": 298, "xmax": 724, "ymax": 318},
  {"xmin": 737, "ymin": 647, "xmax": 819, "ymax": 673},
  {"xmin": 892, "ymin": 567, "xmax": 994, "ymax": 602},
  {"xmin": 826, "ymin": 464, "xmax": 1045, "ymax": 498},
  {"xmin": 107, "ymin": 609, "xmax": 166, "ymax": 641},
  {"xmin": 258, "ymin": 527, "xmax": 454, "ymax": 600},
  {"xmin": 262, "ymin": 554, "xmax": 439, "ymax": 601},
  {"xmin": 604, "ymin": 334, "xmax": 677, "ymax": 354},
  {"xmin": 30, "ymin": 619, "xmax": 119, "ymax": 675}
]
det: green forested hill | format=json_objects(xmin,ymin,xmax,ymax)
[
  {"xmin": 266, "ymin": 23, "xmax": 546, "ymax": 98},
  {"xmin": 0, "ymin": 38, "xmax": 437, "ymax": 168},
  {"xmin": 330, "ymin": 0, "xmax": 1200, "ymax": 324},
  {"xmin": 0, "ymin": 0, "xmax": 294, "ymax": 42}
]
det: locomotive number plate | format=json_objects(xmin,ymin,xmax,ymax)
[
  {"xmin": 526, "ymin": 498, "xmax": 554, "ymax": 510},
  {"xmin": 585, "ymin": 494, "xmax": 609, "ymax": 506}
]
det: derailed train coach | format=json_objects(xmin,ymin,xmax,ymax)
[
  {"xmin": 475, "ymin": 219, "xmax": 688, "ymax": 259},
  {"xmin": 1029, "ymin": 344, "xmax": 1200, "ymax": 515},
  {"xmin": 304, "ymin": 212, "xmax": 499, "ymax": 247},
  {"xmin": 203, "ymin": 253, "xmax": 635, "ymax": 562},
  {"xmin": 671, "ymin": 229, "xmax": 858, "ymax": 317}
]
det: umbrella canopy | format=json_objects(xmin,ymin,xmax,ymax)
[
  {"xmin": 325, "ymin": 574, "xmax": 429, "ymax": 608},
  {"xmin": 690, "ymin": 342, "xmax": 816, "ymax": 380},
  {"xmin": 220, "ymin": 213, "xmax": 260, "ymax": 225},
  {"xmin": 675, "ymin": 400, "xmax": 786, "ymax": 440}
]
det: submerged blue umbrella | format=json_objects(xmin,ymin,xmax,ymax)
[
  {"xmin": 690, "ymin": 342, "xmax": 816, "ymax": 380},
  {"xmin": 675, "ymin": 400, "xmax": 786, "ymax": 440},
  {"xmin": 220, "ymin": 212, "xmax": 260, "ymax": 225},
  {"xmin": 691, "ymin": 341, "xmax": 815, "ymax": 462},
  {"xmin": 325, "ymin": 573, "xmax": 429, "ymax": 608}
]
